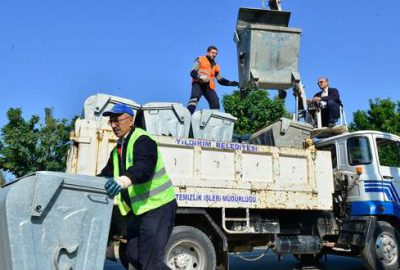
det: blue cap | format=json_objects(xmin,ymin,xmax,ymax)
[{"xmin": 102, "ymin": 103, "xmax": 134, "ymax": 116}]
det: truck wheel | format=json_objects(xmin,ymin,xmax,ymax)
[
  {"xmin": 165, "ymin": 226, "xmax": 216, "ymax": 270},
  {"xmin": 362, "ymin": 221, "xmax": 400, "ymax": 270}
]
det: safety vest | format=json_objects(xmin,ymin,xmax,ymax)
[
  {"xmin": 113, "ymin": 128, "xmax": 175, "ymax": 216},
  {"xmin": 193, "ymin": 56, "xmax": 220, "ymax": 90}
]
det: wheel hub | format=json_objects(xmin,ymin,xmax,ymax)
[
  {"xmin": 167, "ymin": 241, "xmax": 204, "ymax": 269},
  {"xmin": 376, "ymin": 234, "xmax": 398, "ymax": 264},
  {"xmin": 174, "ymin": 253, "xmax": 191, "ymax": 268}
]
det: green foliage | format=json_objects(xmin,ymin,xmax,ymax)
[
  {"xmin": 0, "ymin": 171, "xmax": 5, "ymax": 187},
  {"xmin": 0, "ymin": 108, "xmax": 76, "ymax": 177},
  {"xmin": 376, "ymin": 140, "xmax": 400, "ymax": 168},
  {"xmin": 222, "ymin": 89, "xmax": 288, "ymax": 135},
  {"xmin": 350, "ymin": 98, "xmax": 400, "ymax": 135},
  {"xmin": 350, "ymin": 98, "xmax": 400, "ymax": 168}
]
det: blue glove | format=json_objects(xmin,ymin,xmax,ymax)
[{"xmin": 104, "ymin": 179, "xmax": 121, "ymax": 197}]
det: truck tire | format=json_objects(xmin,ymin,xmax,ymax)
[
  {"xmin": 362, "ymin": 221, "xmax": 400, "ymax": 270},
  {"xmin": 165, "ymin": 226, "xmax": 216, "ymax": 270}
]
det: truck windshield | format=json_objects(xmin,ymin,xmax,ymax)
[{"xmin": 347, "ymin": 136, "xmax": 372, "ymax": 166}]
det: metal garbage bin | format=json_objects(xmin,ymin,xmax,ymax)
[
  {"xmin": 191, "ymin": 110, "xmax": 237, "ymax": 142},
  {"xmin": 250, "ymin": 118, "xmax": 313, "ymax": 148},
  {"xmin": 142, "ymin": 102, "xmax": 191, "ymax": 138},
  {"xmin": 83, "ymin": 93, "xmax": 141, "ymax": 122},
  {"xmin": 0, "ymin": 171, "xmax": 113, "ymax": 270},
  {"xmin": 235, "ymin": 7, "xmax": 302, "ymax": 90}
]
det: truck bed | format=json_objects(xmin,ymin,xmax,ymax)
[{"xmin": 67, "ymin": 119, "xmax": 334, "ymax": 211}]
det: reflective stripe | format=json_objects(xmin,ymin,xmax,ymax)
[
  {"xmin": 130, "ymin": 179, "xmax": 173, "ymax": 203},
  {"xmin": 188, "ymin": 98, "xmax": 198, "ymax": 106},
  {"xmin": 153, "ymin": 167, "xmax": 166, "ymax": 179}
]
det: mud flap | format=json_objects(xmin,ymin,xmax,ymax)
[{"xmin": 337, "ymin": 216, "xmax": 376, "ymax": 247}]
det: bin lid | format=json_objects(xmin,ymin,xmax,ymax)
[
  {"xmin": 27, "ymin": 172, "xmax": 108, "ymax": 217},
  {"xmin": 142, "ymin": 102, "xmax": 182, "ymax": 110},
  {"xmin": 198, "ymin": 110, "xmax": 237, "ymax": 127},
  {"xmin": 278, "ymin": 118, "xmax": 313, "ymax": 134},
  {"xmin": 142, "ymin": 102, "xmax": 189, "ymax": 123},
  {"xmin": 245, "ymin": 24, "xmax": 302, "ymax": 33},
  {"xmin": 83, "ymin": 93, "xmax": 141, "ymax": 120},
  {"xmin": 250, "ymin": 118, "xmax": 313, "ymax": 138},
  {"xmin": 236, "ymin": 7, "xmax": 291, "ymax": 31}
]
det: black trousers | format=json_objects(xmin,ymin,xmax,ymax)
[
  {"xmin": 187, "ymin": 82, "xmax": 220, "ymax": 114},
  {"xmin": 321, "ymin": 99, "xmax": 341, "ymax": 126},
  {"xmin": 123, "ymin": 199, "xmax": 177, "ymax": 270}
]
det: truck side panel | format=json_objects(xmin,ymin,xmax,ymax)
[{"xmin": 68, "ymin": 119, "xmax": 334, "ymax": 211}]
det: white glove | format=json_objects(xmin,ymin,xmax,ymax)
[
  {"xmin": 199, "ymin": 75, "xmax": 210, "ymax": 83},
  {"xmin": 115, "ymin": 175, "xmax": 132, "ymax": 189}
]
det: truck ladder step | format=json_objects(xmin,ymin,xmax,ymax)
[{"xmin": 222, "ymin": 208, "xmax": 251, "ymax": 234}]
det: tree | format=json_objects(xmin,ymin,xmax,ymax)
[
  {"xmin": 222, "ymin": 89, "xmax": 288, "ymax": 135},
  {"xmin": 37, "ymin": 108, "xmax": 76, "ymax": 172},
  {"xmin": 350, "ymin": 98, "xmax": 400, "ymax": 168},
  {"xmin": 0, "ymin": 107, "xmax": 76, "ymax": 177},
  {"xmin": 350, "ymin": 98, "xmax": 400, "ymax": 135}
]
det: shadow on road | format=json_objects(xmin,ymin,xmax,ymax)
[
  {"xmin": 104, "ymin": 250, "xmax": 367, "ymax": 270},
  {"xmin": 229, "ymin": 250, "xmax": 366, "ymax": 270}
]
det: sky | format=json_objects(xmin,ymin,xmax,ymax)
[{"xmin": 1, "ymin": 0, "xmax": 400, "ymax": 128}]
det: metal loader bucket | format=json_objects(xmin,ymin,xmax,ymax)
[{"xmin": 235, "ymin": 7, "xmax": 302, "ymax": 90}]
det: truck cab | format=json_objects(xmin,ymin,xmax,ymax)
[
  {"xmin": 316, "ymin": 131, "xmax": 400, "ymax": 270},
  {"xmin": 316, "ymin": 131, "xmax": 400, "ymax": 211}
]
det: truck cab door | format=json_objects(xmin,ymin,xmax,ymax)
[
  {"xmin": 343, "ymin": 135, "xmax": 380, "ymax": 202},
  {"xmin": 373, "ymin": 134, "xmax": 400, "ymax": 203}
]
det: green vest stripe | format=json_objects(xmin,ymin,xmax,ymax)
[
  {"xmin": 131, "ymin": 187, "xmax": 175, "ymax": 214},
  {"xmin": 127, "ymin": 169, "xmax": 169, "ymax": 197},
  {"xmin": 130, "ymin": 180, "xmax": 173, "ymax": 203},
  {"xmin": 153, "ymin": 167, "xmax": 167, "ymax": 179},
  {"xmin": 113, "ymin": 127, "xmax": 175, "ymax": 215}
]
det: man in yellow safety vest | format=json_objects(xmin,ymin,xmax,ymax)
[{"xmin": 100, "ymin": 103, "xmax": 176, "ymax": 270}]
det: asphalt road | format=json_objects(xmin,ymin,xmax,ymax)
[{"xmin": 104, "ymin": 250, "xmax": 367, "ymax": 270}]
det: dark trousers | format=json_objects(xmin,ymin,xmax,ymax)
[
  {"xmin": 123, "ymin": 199, "xmax": 177, "ymax": 270},
  {"xmin": 321, "ymin": 100, "xmax": 341, "ymax": 126},
  {"xmin": 187, "ymin": 82, "xmax": 220, "ymax": 114}
]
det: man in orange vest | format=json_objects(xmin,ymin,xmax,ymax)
[{"xmin": 187, "ymin": 45, "xmax": 239, "ymax": 114}]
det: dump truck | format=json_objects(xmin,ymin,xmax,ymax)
[
  {"xmin": 67, "ymin": 94, "xmax": 335, "ymax": 270},
  {"xmin": 61, "ymin": 91, "xmax": 400, "ymax": 270}
]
